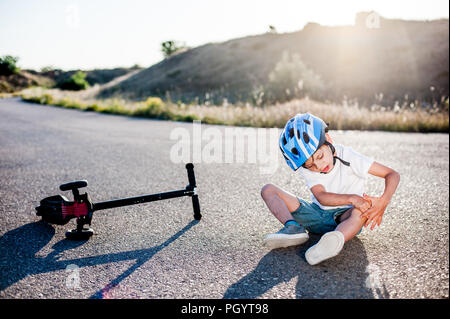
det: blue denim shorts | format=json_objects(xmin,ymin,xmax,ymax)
[{"xmin": 291, "ymin": 197, "xmax": 361, "ymax": 235}]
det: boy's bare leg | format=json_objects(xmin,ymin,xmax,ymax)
[
  {"xmin": 306, "ymin": 207, "xmax": 367, "ymax": 265},
  {"xmin": 261, "ymin": 184, "xmax": 308, "ymax": 249},
  {"xmin": 335, "ymin": 207, "xmax": 368, "ymax": 242},
  {"xmin": 260, "ymin": 184, "xmax": 300, "ymax": 224}
]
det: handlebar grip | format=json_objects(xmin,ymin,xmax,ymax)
[
  {"xmin": 60, "ymin": 180, "xmax": 88, "ymax": 191},
  {"xmin": 185, "ymin": 163, "xmax": 196, "ymax": 188}
]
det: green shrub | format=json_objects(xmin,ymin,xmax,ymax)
[
  {"xmin": 0, "ymin": 55, "xmax": 20, "ymax": 76},
  {"xmin": 40, "ymin": 93, "xmax": 54, "ymax": 104},
  {"xmin": 132, "ymin": 97, "xmax": 199, "ymax": 122},
  {"xmin": 171, "ymin": 113, "xmax": 199, "ymax": 122},
  {"xmin": 71, "ymin": 99, "xmax": 86, "ymax": 109},
  {"xmin": 58, "ymin": 71, "xmax": 90, "ymax": 91},
  {"xmin": 55, "ymin": 97, "xmax": 72, "ymax": 107},
  {"xmin": 85, "ymin": 104, "xmax": 100, "ymax": 112},
  {"xmin": 22, "ymin": 93, "xmax": 53, "ymax": 105},
  {"xmin": 100, "ymin": 102, "xmax": 130, "ymax": 115},
  {"xmin": 201, "ymin": 116, "xmax": 224, "ymax": 125},
  {"xmin": 133, "ymin": 97, "xmax": 165, "ymax": 117}
]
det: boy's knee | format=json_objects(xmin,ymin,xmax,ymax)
[
  {"xmin": 350, "ymin": 207, "xmax": 368, "ymax": 222},
  {"xmin": 261, "ymin": 183, "xmax": 276, "ymax": 199}
]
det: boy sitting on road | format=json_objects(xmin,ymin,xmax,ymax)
[{"xmin": 261, "ymin": 113, "xmax": 400, "ymax": 265}]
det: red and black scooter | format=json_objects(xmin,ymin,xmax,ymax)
[{"xmin": 35, "ymin": 163, "xmax": 201, "ymax": 240}]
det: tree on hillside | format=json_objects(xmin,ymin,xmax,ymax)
[
  {"xmin": 161, "ymin": 40, "xmax": 188, "ymax": 58},
  {"xmin": 0, "ymin": 55, "xmax": 20, "ymax": 76}
]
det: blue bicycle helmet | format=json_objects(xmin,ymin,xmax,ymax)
[{"xmin": 279, "ymin": 113, "xmax": 350, "ymax": 171}]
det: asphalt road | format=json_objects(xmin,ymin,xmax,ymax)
[{"xmin": 0, "ymin": 98, "xmax": 448, "ymax": 299}]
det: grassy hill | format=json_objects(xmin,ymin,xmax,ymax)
[
  {"xmin": 0, "ymin": 70, "xmax": 54, "ymax": 93},
  {"xmin": 97, "ymin": 13, "xmax": 449, "ymax": 107},
  {"xmin": 0, "ymin": 66, "xmax": 141, "ymax": 93},
  {"xmin": 28, "ymin": 67, "xmax": 141, "ymax": 87}
]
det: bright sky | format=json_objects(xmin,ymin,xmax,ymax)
[{"xmin": 1, "ymin": 0, "xmax": 448, "ymax": 71}]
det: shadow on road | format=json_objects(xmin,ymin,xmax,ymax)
[
  {"xmin": 0, "ymin": 220, "xmax": 199, "ymax": 298},
  {"xmin": 223, "ymin": 234, "xmax": 389, "ymax": 299},
  {"xmin": 1, "ymin": 221, "xmax": 389, "ymax": 299}
]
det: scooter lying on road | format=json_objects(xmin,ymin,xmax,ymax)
[{"xmin": 35, "ymin": 163, "xmax": 201, "ymax": 240}]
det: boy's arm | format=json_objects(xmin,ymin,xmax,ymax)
[
  {"xmin": 311, "ymin": 185, "xmax": 371, "ymax": 212},
  {"xmin": 362, "ymin": 161, "xmax": 400, "ymax": 229},
  {"xmin": 310, "ymin": 160, "xmax": 400, "ymax": 215},
  {"xmin": 367, "ymin": 161, "xmax": 400, "ymax": 203}
]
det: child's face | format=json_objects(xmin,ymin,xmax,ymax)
[{"xmin": 302, "ymin": 143, "xmax": 334, "ymax": 173}]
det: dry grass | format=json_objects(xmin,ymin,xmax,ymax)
[
  {"xmin": 0, "ymin": 92, "xmax": 22, "ymax": 98},
  {"xmin": 20, "ymin": 87, "xmax": 449, "ymax": 133},
  {"xmin": 186, "ymin": 98, "xmax": 449, "ymax": 132}
]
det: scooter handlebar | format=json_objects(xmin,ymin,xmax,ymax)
[{"xmin": 60, "ymin": 180, "xmax": 88, "ymax": 192}]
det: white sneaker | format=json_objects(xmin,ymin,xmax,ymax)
[
  {"xmin": 264, "ymin": 224, "xmax": 309, "ymax": 249},
  {"xmin": 305, "ymin": 231, "xmax": 345, "ymax": 265}
]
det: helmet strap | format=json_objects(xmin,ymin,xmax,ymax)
[{"xmin": 323, "ymin": 141, "xmax": 350, "ymax": 167}]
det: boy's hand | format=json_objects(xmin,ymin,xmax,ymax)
[
  {"xmin": 350, "ymin": 195, "xmax": 371, "ymax": 213},
  {"xmin": 361, "ymin": 194, "xmax": 389, "ymax": 230}
]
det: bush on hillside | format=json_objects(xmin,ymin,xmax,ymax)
[
  {"xmin": 58, "ymin": 71, "xmax": 89, "ymax": 90},
  {"xmin": 134, "ymin": 97, "xmax": 165, "ymax": 117},
  {"xmin": 0, "ymin": 55, "xmax": 20, "ymax": 76}
]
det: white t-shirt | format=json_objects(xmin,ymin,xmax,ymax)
[{"xmin": 299, "ymin": 144, "xmax": 374, "ymax": 210}]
